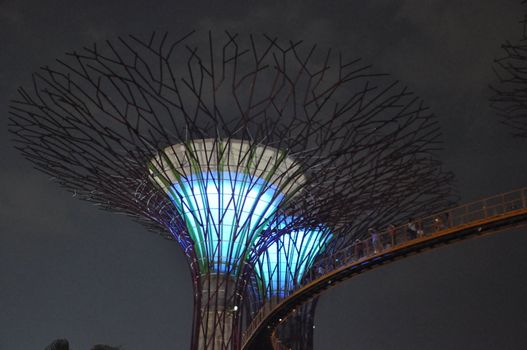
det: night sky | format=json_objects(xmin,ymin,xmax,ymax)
[{"xmin": 1, "ymin": 1, "xmax": 527, "ymax": 349}]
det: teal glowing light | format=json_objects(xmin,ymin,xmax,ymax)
[
  {"xmin": 168, "ymin": 171, "xmax": 284, "ymax": 273},
  {"xmin": 256, "ymin": 220, "xmax": 332, "ymax": 297}
]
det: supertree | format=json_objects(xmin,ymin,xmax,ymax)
[
  {"xmin": 491, "ymin": 0, "xmax": 527, "ymax": 137},
  {"xmin": 245, "ymin": 221, "xmax": 331, "ymax": 350},
  {"xmin": 9, "ymin": 31, "xmax": 454, "ymax": 349}
]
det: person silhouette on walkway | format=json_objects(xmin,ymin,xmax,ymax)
[
  {"xmin": 354, "ymin": 238, "xmax": 363, "ymax": 258},
  {"xmin": 387, "ymin": 224, "xmax": 396, "ymax": 247},
  {"xmin": 369, "ymin": 227, "xmax": 381, "ymax": 253},
  {"xmin": 407, "ymin": 218, "xmax": 418, "ymax": 240}
]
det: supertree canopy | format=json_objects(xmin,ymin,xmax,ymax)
[
  {"xmin": 9, "ymin": 31, "xmax": 454, "ymax": 349},
  {"xmin": 491, "ymin": 1, "xmax": 527, "ymax": 137}
]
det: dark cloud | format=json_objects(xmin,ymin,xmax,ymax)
[{"xmin": 1, "ymin": 0, "xmax": 526, "ymax": 349}]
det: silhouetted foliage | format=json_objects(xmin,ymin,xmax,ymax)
[
  {"xmin": 44, "ymin": 339, "xmax": 69, "ymax": 350},
  {"xmin": 43, "ymin": 339, "xmax": 121, "ymax": 350}
]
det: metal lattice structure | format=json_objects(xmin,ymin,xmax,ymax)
[
  {"xmin": 9, "ymin": 31, "xmax": 454, "ymax": 349},
  {"xmin": 491, "ymin": 0, "xmax": 527, "ymax": 137}
]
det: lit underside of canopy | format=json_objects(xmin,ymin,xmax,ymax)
[
  {"xmin": 169, "ymin": 171, "xmax": 283, "ymax": 273},
  {"xmin": 256, "ymin": 220, "xmax": 332, "ymax": 297}
]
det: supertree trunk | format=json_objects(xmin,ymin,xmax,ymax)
[
  {"xmin": 194, "ymin": 275, "xmax": 239, "ymax": 349},
  {"xmin": 275, "ymin": 298, "xmax": 318, "ymax": 350}
]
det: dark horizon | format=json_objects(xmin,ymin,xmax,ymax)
[{"xmin": 1, "ymin": 1, "xmax": 527, "ymax": 349}]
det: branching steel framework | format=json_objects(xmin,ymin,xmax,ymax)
[
  {"xmin": 491, "ymin": 0, "xmax": 527, "ymax": 137},
  {"xmin": 10, "ymin": 31, "xmax": 454, "ymax": 349}
]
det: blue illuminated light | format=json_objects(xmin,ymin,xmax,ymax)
[
  {"xmin": 168, "ymin": 171, "xmax": 284, "ymax": 273},
  {"xmin": 257, "ymin": 219, "xmax": 332, "ymax": 297}
]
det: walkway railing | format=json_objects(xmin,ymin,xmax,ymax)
[{"xmin": 242, "ymin": 187, "xmax": 527, "ymax": 349}]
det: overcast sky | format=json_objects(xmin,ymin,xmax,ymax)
[{"xmin": 1, "ymin": 1, "xmax": 527, "ymax": 349}]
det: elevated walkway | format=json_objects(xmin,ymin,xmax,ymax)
[{"xmin": 242, "ymin": 188, "xmax": 527, "ymax": 349}]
